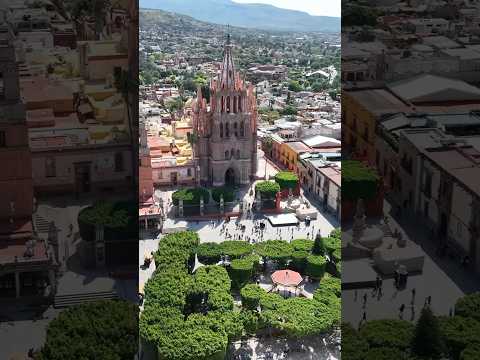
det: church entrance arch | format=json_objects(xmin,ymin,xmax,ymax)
[{"xmin": 225, "ymin": 168, "xmax": 236, "ymax": 186}]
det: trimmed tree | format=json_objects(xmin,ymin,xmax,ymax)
[
  {"xmin": 196, "ymin": 243, "xmax": 222, "ymax": 265},
  {"xmin": 211, "ymin": 187, "xmax": 235, "ymax": 203},
  {"xmin": 219, "ymin": 241, "xmax": 253, "ymax": 259},
  {"xmin": 455, "ymin": 292, "xmax": 480, "ymax": 322},
  {"xmin": 274, "ymin": 171, "xmax": 299, "ymax": 190},
  {"xmin": 172, "ymin": 187, "xmax": 210, "ymax": 205},
  {"xmin": 312, "ymin": 234, "xmax": 326, "ymax": 255},
  {"xmin": 290, "ymin": 250, "xmax": 309, "ymax": 273},
  {"xmin": 411, "ymin": 307, "xmax": 445, "ymax": 359},
  {"xmin": 240, "ymin": 284, "xmax": 267, "ymax": 310},
  {"xmin": 229, "ymin": 255, "xmax": 259, "ymax": 289},
  {"xmin": 306, "ymin": 255, "xmax": 327, "ymax": 279},
  {"xmin": 255, "ymin": 181, "xmax": 280, "ymax": 199}
]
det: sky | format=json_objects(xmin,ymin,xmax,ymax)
[{"xmin": 232, "ymin": 0, "xmax": 340, "ymax": 17}]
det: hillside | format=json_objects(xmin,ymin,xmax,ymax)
[{"xmin": 139, "ymin": 0, "xmax": 340, "ymax": 33}]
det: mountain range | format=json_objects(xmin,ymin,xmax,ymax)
[{"xmin": 139, "ymin": 0, "xmax": 340, "ymax": 33}]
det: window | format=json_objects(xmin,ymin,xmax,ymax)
[
  {"xmin": 234, "ymin": 122, "xmax": 238, "ymax": 137},
  {"xmin": 226, "ymin": 123, "xmax": 230, "ymax": 137},
  {"xmin": 225, "ymin": 150, "xmax": 229, "ymax": 159},
  {"xmin": 187, "ymin": 168, "xmax": 192, "ymax": 177},
  {"xmin": 231, "ymin": 148, "xmax": 235, "ymax": 159},
  {"xmin": 240, "ymin": 122, "xmax": 244, "ymax": 137},
  {"xmin": 237, "ymin": 149, "xmax": 240, "ymax": 159},
  {"xmin": 45, "ymin": 157, "xmax": 56, "ymax": 177},
  {"xmin": 233, "ymin": 96, "xmax": 237, "ymax": 113},
  {"xmin": 238, "ymin": 96, "xmax": 242, "ymax": 112},
  {"xmin": 115, "ymin": 152, "xmax": 124, "ymax": 172},
  {"xmin": 220, "ymin": 123, "xmax": 223, "ymax": 138},
  {"xmin": 227, "ymin": 96, "xmax": 231, "ymax": 113},
  {"xmin": 0, "ymin": 131, "xmax": 5, "ymax": 147},
  {"xmin": 221, "ymin": 96, "xmax": 225, "ymax": 112}
]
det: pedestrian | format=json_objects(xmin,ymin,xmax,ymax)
[
  {"xmin": 427, "ymin": 295, "xmax": 432, "ymax": 305},
  {"xmin": 363, "ymin": 293, "xmax": 367, "ymax": 308},
  {"xmin": 362, "ymin": 311, "xmax": 367, "ymax": 322},
  {"xmin": 378, "ymin": 277, "xmax": 383, "ymax": 297},
  {"xmin": 411, "ymin": 288, "xmax": 416, "ymax": 305},
  {"xmin": 399, "ymin": 304, "xmax": 405, "ymax": 318}
]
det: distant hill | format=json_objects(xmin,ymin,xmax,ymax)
[{"xmin": 139, "ymin": 0, "xmax": 340, "ymax": 33}]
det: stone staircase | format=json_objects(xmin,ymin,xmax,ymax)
[
  {"xmin": 54, "ymin": 291, "xmax": 119, "ymax": 309},
  {"xmin": 34, "ymin": 214, "xmax": 53, "ymax": 234}
]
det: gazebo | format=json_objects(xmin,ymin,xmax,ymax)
[{"xmin": 271, "ymin": 270, "xmax": 303, "ymax": 297}]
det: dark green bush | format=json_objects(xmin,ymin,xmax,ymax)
[
  {"xmin": 196, "ymin": 243, "xmax": 222, "ymax": 265},
  {"xmin": 172, "ymin": 187, "xmax": 210, "ymax": 205},
  {"xmin": 359, "ymin": 319, "xmax": 414, "ymax": 350},
  {"xmin": 211, "ymin": 187, "xmax": 235, "ymax": 203},
  {"xmin": 255, "ymin": 181, "xmax": 280, "ymax": 199},
  {"xmin": 455, "ymin": 292, "xmax": 480, "ymax": 322},
  {"xmin": 306, "ymin": 255, "xmax": 327, "ymax": 279},
  {"xmin": 274, "ymin": 171, "xmax": 299, "ymax": 190},
  {"xmin": 240, "ymin": 284, "xmax": 267, "ymax": 310},
  {"xmin": 342, "ymin": 160, "xmax": 379, "ymax": 201}
]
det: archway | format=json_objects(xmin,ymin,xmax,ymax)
[{"xmin": 225, "ymin": 168, "xmax": 235, "ymax": 186}]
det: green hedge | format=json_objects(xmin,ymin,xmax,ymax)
[
  {"xmin": 211, "ymin": 187, "xmax": 235, "ymax": 203},
  {"xmin": 255, "ymin": 240, "xmax": 293, "ymax": 266},
  {"xmin": 291, "ymin": 239, "xmax": 314, "ymax": 252},
  {"xmin": 240, "ymin": 284, "xmax": 267, "ymax": 310},
  {"xmin": 78, "ymin": 201, "xmax": 137, "ymax": 241},
  {"xmin": 196, "ymin": 243, "xmax": 222, "ymax": 265},
  {"xmin": 172, "ymin": 187, "xmax": 210, "ymax": 205},
  {"xmin": 219, "ymin": 241, "xmax": 253, "ymax": 259},
  {"xmin": 359, "ymin": 319, "xmax": 414, "ymax": 350},
  {"xmin": 274, "ymin": 171, "xmax": 299, "ymax": 190},
  {"xmin": 229, "ymin": 255, "xmax": 259, "ymax": 290},
  {"xmin": 290, "ymin": 250, "xmax": 309, "ymax": 273},
  {"xmin": 306, "ymin": 255, "xmax": 327, "ymax": 279},
  {"xmin": 341, "ymin": 323, "xmax": 369, "ymax": 360},
  {"xmin": 38, "ymin": 300, "xmax": 138, "ymax": 360},
  {"xmin": 455, "ymin": 292, "xmax": 480, "ymax": 322},
  {"xmin": 439, "ymin": 316, "xmax": 480, "ymax": 359},
  {"xmin": 255, "ymin": 181, "xmax": 280, "ymax": 199},
  {"xmin": 207, "ymin": 291, "xmax": 234, "ymax": 312},
  {"xmin": 342, "ymin": 160, "xmax": 379, "ymax": 201}
]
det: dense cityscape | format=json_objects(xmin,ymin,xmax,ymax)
[{"xmin": 138, "ymin": 7, "xmax": 342, "ymax": 360}]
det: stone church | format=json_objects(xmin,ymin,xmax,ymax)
[{"xmin": 192, "ymin": 36, "xmax": 258, "ymax": 186}]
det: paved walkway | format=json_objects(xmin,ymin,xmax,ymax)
[{"xmin": 342, "ymin": 199, "xmax": 480, "ymax": 327}]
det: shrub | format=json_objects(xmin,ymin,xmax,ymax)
[
  {"xmin": 144, "ymin": 269, "xmax": 192, "ymax": 309},
  {"xmin": 211, "ymin": 187, "xmax": 235, "ymax": 203},
  {"xmin": 332, "ymin": 248, "xmax": 341, "ymax": 263},
  {"xmin": 255, "ymin": 181, "xmax": 280, "ymax": 199},
  {"xmin": 240, "ymin": 284, "xmax": 267, "ymax": 310},
  {"xmin": 274, "ymin": 171, "xmax": 299, "ymax": 190},
  {"xmin": 140, "ymin": 304, "xmax": 184, "ymax": 344},
  {"xmin": 439, "ymin": 315, "xmax": 480, "ymax": 359},
  {"xmin": 37, "ymin": 300, "xmax": 137, "ymax": 360},
  {"xmin": 191, "ymin": 265, "xmax": 231, "ymax": 295},
  {"xmin": 291, "ymin": 239, "xmax": 314, "ymax": 252},
  {"xmin": 342, "ymin": 160, "xmax": 379, "ymax": 201},
  {"xmin": 323, "ymin": 236, "xmax": 341, "ymax": 254},
  {"xmin": 359, "ymin": 319, "xmax": 414, "ymax": 350},
  {"xmin": 290, "ymin": 250, "xmax": 309, "ymax": 273},
  {"xmin": 78, "ymin": 201, "xmax": 137, "ymax": 241},
  {"xmin": 317, "ymin": 274, "xmax": 341, "ymax": 298},
  {"xmin": 364, "ymin": 347, "xmax": 407, "ymax": 360},
  {"xmin": 341, "ymin": 323, "xmax": 369, "ymax": 360},
  {"xmin": 306, "ymin": 255, "xmax": 327, "ymax": 279},
  {"xmin": 196, "ymin": 243, "xmax": 222, "ymax": 265},
  {"xmin": 172, "ymin": 187, "xmax": 210, "ymax": 205},
  {"xmin": 229, "ymin": 255, "xmax": 259, "ymax": 289},
  {"xmin": 219, "ymin": 241, "xmax": 253, "ymax": 259},
  {"xmin": 255, "ymin": 240, "xmax": 293, "ymax": 266},
  {"xmin": 455, "ymin": 292, "xmax": 480, "ymax": 322},
  {"xmin": 461, "ymin": 343, "xmax": 480, "ymax": 360},
  {"xmin": 207, "ymin": 291, "xmax": 234, "ymax": 312},
  {"xmin": 312, "ymin": 235, "xmax": 326, "ymax": 255}
]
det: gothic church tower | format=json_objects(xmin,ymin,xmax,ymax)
[{"xmin": 193, "ymin": 35, "xmax": 258, "ymax": 186}]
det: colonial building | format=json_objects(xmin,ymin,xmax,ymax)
[
  {"xmin": 0, "ymin": 33, "xmax": 56, "ymax": 300},
  {"xmin": 193, "ymin": 36, "xmax": 258, "ymax": 186}
]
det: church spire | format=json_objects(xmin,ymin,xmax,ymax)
[{"xmin": 219, "ymin": 29, "xmax": 236, "ymax": 90}]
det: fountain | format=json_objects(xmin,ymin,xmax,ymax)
[{"xmin": 343, "ymin": 199, "xmax": 384, "ymax": 250}]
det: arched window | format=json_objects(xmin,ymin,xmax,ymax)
[
  {"xmin": 231, "ymin": 148, "xmax": 235, "ymax": 159},
  {"xmin": 225, "ymin": 150, "xmax": 229, "ymax": 159},
  {"xmin": 226, "ymin": 123, "xmax": 230, "ymax": 137},
  {"xmin": 236, "ymin": 150, "xmax": 240, "ymax": 159},
  {"xmin": 226, "ymin": 96, "xmax": 231, "ymax": 113},
  {"xmin": 221, "ymin": 96, "xmax": 225, "ymax": 112},
  {"xmin": 234, "ymin": 122, "xmax": 238, "ymax": 137},
  {"xmin": 220, "ymin": 123, "xmax": 223, "ymax": 138},
  {"xmin": 233, "ymin": 96, "xmax": 237, "ymax": 113},
  {"xmin": 238, "ymin": 96, "xmax": 242, "ymax": 112},
  {"xmin": 240, "ymin": 122, "xmax": 245, "ymax": 137}
]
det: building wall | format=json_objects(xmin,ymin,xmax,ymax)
[
  {"xmin": 31, "ymin": 147, "xmax": 132, "ymax": 193},
  {"xmin": 88, "ymin": 57, "xmax": 128, "ymax": 81},
  {"xmin": 152, "ymin": 165, "xmax": 195, "ymax": 186}
]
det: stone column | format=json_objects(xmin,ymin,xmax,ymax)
[
  {"xmin": 220, "ymin": 195, "xmax": 225, "ymax": 215},
  {"xmin": 179, "ymin": 199, "xmax": 184, "ymax": 217},
  {"xmin": 15, "ymin": 272, "xmax": 20, "ymax": 298},
  {"xmin": 95, "ymin": 225, "xmax": 105, "ymax": 268}
]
